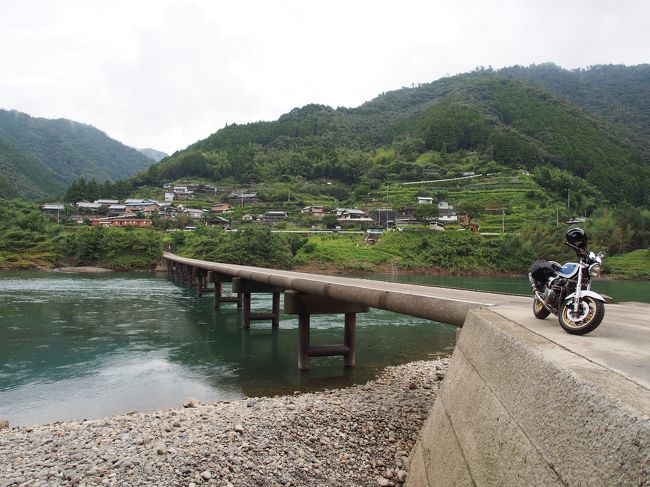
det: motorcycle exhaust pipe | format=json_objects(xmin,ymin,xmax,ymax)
[
  {"xmin": 533, "ymin": 289, "xmax": 555, "ymax": 313},
  {"xmin": 528, "ymin": 273, "xmax": 538, "ymax": 291}
]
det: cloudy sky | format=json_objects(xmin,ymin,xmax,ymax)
[{"xmin": 1, "ymin": 0, "xmax": 648, "ymax": 154}]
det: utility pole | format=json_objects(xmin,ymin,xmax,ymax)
[
  {"xmin": 386, "ymin": 184, "xmax": 390, "ymax": 230},
  {"xmin": 502, "ymin": 208, "xmax": 505, "ymax": 233},
  {"xmin": 567, "ymin": 188, "xmax": 571, "ymax": 209}
]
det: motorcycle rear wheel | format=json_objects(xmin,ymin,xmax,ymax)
[
  {"xmin": 533, "ymin": 298, "xmax": 550, "ymax": 319},
  {"xmin": 559, "ymin": 296, "xmax": 605, "ymax": 335}
]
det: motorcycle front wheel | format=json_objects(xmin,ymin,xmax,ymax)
[
  {"xmin": 533, "ymin": 297, "xmax": 550, "ymax": 319},
  {"xmin": 559, "ymin": 296, "xmax": 605, "ymax": 335}
]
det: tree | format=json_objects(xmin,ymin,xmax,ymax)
[
  {"xmin": 414, "ymin": 205, "xmax": 439, "ymax": 221},
  {"xmin": 457, "ymin": 202, "xmax": 484, "ymax": 226}
]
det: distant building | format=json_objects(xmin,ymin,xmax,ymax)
[
  {"xmin": 211, "ymin": 203, "xmax": 233, "ymax": 213},
  {"xmin": 230, "ymin": 192, "xmax": 258, "ymax": 204},
  {"xmin": 75, "ymin": 201, "xmax": 102, "ymax": 212},
  {"xmin": 173, "ymin": 186, "xmax": 194, "ymax": 200},
  {"xmin": 206, "ymin": 216, "xmax": 230, "ymax": 227},
  {"xmin": 41, "ymin": 203, "xmax": 65, "ymax": 215},
  {"xmin": 417, "ymin": 197, "xmax": 434, "ymax": 205},
  {"xmin": 89, "ymin": 217, "xmax": 152, "ymax": 228},
  {"xmin": 438, "ymin": 201, "xmax": 453, "ymax": 210},
  {"xmin": 125, "ymin": 200, "xmax": 160, "ymax": 215},
  {"xmin": 108, "ymin": 204, "xmax": 126, "ymax": 216},
  {"xmin": 437, "ymin": 208, "xmax": 458, "ymax": 223},
  {"xmin": 164, "ymin": 192, "xmax": 175, "ymax": 202},
  {"xmin": 337, "ymin": 209, "xmax": 373, "ymax": 222},
  {"xmin": 262, "ymin": 211, "xmax": 289, "ymax": 221},
  {"xmin": 93, "ymin": 199, "xmax": 119, "ymax": 206},
  {"xmin": 302, "ymin": 206, "xmax": 326, "ymax": 217},
  {"xmin": 184, "ymin": 208, "xmax": 205, "ymax": 220}
]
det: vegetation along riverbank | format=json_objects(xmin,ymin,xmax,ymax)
[{"xmin": 1, "ymin": 198, "xmax": 649, "ymax": 278}]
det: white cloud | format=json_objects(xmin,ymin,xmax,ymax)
[{"xmin": 1, "ymin": 0, "xmax": 648, "ymax": 154}]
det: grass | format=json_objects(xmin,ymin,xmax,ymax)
[{"xmin": 605, "ymin": 249, "xmax": 650, "ymax": 278}]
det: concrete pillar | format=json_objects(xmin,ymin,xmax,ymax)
[{"xmin": 284, "ymin": 290, "xmax": 368, "ymax": 369}]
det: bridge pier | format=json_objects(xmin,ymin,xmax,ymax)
[
  {"xmin": 212, "ymin": 274, "xmax": 242, "ymax": 309},
  {"xmin": 284, "ymin": 290, "xmax": 368, "ymax": 370},
  {"xmin": 232, "ymin": 278, "xmax": 283, "ymax": 329}
]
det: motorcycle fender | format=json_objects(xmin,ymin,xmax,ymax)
[{"xmin": 563, "ymin": 290, "xmax": 606, "ymax": 303}]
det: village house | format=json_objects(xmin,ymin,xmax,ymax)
[
  {"xmin": 75, "ymin": 201, "xmax": 102, "ymax": 212},
  {"xmin": 417, "ymin": 197, "xmax": 434, "ymax": 204},
  {"xmin": 184, "ymin": 208, "xmax": 205, "ymax": 220},
  {"xmin": 438, "ymin": 208, "xmax": 458, "ymax": 224},
  {"xmin": 125, "ymin": 200, "xmax": 160, "ymax": 215},
  {"xmin": 89, "ymin": 217, "xmax": 152, "ymax": 228},
  {"xmin": 93, "ymin": 199, "xmax": 119, "ymax": 206},
  {"xmin": 206, "ymin": 216, "xmax": 230, "ymax": 228},
  {"xmin": 335, "ymin": 208, "xmax": 373, "ymax": 222},
  {"xmin": 108, "ymin": 204, "xmax": 126, "ymax": 216},
  {"xmin": 302, "ymin": 206, "xmax": 326, "ymax": 217},
  {"xmin": 41, "ymin": 203, "xmax": 65, "ymax": 215},
  {"xmin": 211, "ymin": 203, "xmax": 233, "ymax": 213},
  {"xmin": 173, "ymin": 186, "xmax": 194, "ymax": 200},
  {"xmin": 230, "ymin": 192, "xmax": 258, "ymax": 205},
  {"xmin": 262, "ymin": 211, "xmax": 289, "ymax": 221}
]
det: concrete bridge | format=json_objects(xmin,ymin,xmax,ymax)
[{"xmin": 162, "ymin": 252, "xmax": 650, "ymax": 486}]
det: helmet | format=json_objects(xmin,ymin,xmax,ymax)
[{"xmin": 566, "ymin": 227, "xmax": 588, "ymax": 249}]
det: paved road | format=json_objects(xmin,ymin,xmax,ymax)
[{"xmin": 493, "ymin": 301, "xmax": 650, "ymax": 390}]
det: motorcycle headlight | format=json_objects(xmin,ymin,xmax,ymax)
[{"xmin": 589, "ymin": 263, "xmax": 602, "ymax": 277}]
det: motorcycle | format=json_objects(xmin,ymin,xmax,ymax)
[{"xmin": 528, "ymin": 228, "xmax": 606, "ymax": 335}]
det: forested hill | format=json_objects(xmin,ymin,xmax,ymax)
[
  {"xmin": 0, "ymin": 110, "xmax": 154, "ymax": 199},
  {"xmin": 143, "ymin": 64, "xmax": 650, "ymax": 207},
  {"xmin": 138, "ymin": 147, "xmax": 168, "ymax": 162}
]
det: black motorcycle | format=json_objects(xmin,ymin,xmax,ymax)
[{"xmin": 529, "ymin": 228, "xmax": 606, "ymax": 335}]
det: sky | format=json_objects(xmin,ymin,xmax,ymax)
[{"xmin": 1, "ymin": 0, "xmax": 649, "ymax": 155}]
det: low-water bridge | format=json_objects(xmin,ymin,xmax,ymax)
[{"xmin": 162, "ymin": 252, "xmax": 649, "ymax": 485}]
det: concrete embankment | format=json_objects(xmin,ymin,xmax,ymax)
[{"xmin": 407, "ymin": 308, "xmax": 650, "ymax": 486}]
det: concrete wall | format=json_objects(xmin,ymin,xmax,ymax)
[{"xmin": 407, "ymin": 308, "xmax": 650, "ymax": 486}]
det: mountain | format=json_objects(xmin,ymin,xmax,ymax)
[
  {"xmin": 0, "ymin": 110, "xmax": 155, "ymax": 199},
  {"xmin": 138, "ymin": 147, "xmax": 168, "ymax": 162},
  {"xmin": 140, "ymin": 64, "xmax": 650, "ymax": 207}
]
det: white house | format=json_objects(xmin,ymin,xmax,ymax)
[
  {"xmin": 185, "ymin": 208, "xmax": 205, "ymax": 220},
  {"xmin": 417, "ymin": 197, "xmax": 434, "ymax": 205}
]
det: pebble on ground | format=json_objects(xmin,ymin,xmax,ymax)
[{"xmin": 0, "ymin": 359, "xmax": 449, "ymax": 487}]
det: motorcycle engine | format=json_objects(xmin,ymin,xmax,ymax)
[{"xmin": 543, "ymin": 287, "xmax": 557, "ymax": 304}]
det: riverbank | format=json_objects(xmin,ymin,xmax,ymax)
[{"xmin": 0, "ymin": 359, "xmax": 447, "ymax": 487}]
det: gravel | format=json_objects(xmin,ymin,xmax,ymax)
[{"xmin": 0, "ymin": 359, "xmax": 448, "ymax": 486}]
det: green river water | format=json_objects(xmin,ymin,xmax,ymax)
[{"xmin": 0, "ymin": 270, "xmax": 647, "ymax": 426}]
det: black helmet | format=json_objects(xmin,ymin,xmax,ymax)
[{"xmin": 566, "ymin": 227, "xmax": 588, "ymax": 248}]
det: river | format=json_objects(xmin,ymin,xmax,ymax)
[{"xmin": 0, "ymin": 271, "xmax": 458, "ymax": 427}]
